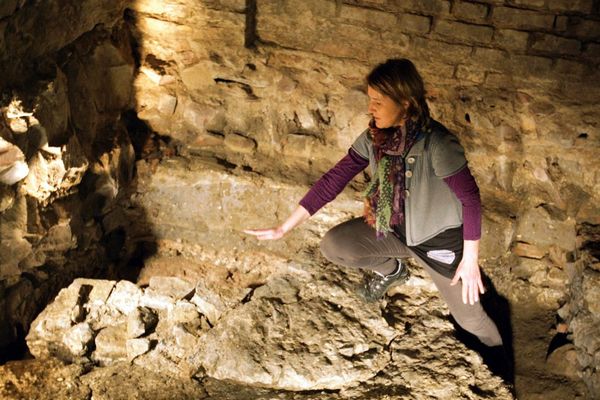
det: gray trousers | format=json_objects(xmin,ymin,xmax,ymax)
[{"xmin": 320, "ymin": 217, "xmax": 503, "ymax": 347}]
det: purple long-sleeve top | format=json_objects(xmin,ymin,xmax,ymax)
[{"xmin": 299, "ymin": 148, "xmax": 482, "ymax": 240}]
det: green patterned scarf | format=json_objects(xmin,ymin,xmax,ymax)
[{"xmin": 363, "ymin": 117, "xmax": 430, "ymax": 238}]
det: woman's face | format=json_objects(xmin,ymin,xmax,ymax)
[{"xmin": 367, "ymin": 86, "xmax": 409, "ymax": 128}]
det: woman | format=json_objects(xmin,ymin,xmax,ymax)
[{"xmin": 245, "ymin": 59, "xmax": 504, "ymax": 358}]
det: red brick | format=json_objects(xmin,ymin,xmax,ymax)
[
  {"xmin": 453, "ymin": 1, "xmax": 489, "ymax": 21},
  {"xmin": 494, "ymin": 29, "xmax": 530, "ymax": 51},
  {"xmin": 492, "ymin": 7, "xmax": 554, "ymax": 30},
  {"xmin": 530, "ymin": 33, "xmax": 581, "ymax": 56},
  {"xmin": 434, "ymin": 20, "xmax": 494, "ymax": 44}
]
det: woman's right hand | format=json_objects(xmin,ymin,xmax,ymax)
[
  {"xmin": 243, "ymin": 227, "xmax": 286, "ymax": 241},
  {"xmin": 243, "ymin": 205, "xmax": 311, "ymax": 241}
]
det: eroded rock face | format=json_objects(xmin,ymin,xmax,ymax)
[
  {"xmin": 25, "ymin": 248, "xmax": 512, "ymax": 398},
  {"xmin": 0, "ymin": 0, "xmax": 598, "ymax": 398}
]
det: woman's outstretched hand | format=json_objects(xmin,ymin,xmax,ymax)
[
  {"xmin": 244, "ymin": 205, "xmax": 311, "ymax": 241},
  {"xmin": 243, "ymin": 227, "xmax": 285, "ymax": 241},
  {"xmin": 451, "ymin": 240, "xmax": 485, "ymax": 305}
]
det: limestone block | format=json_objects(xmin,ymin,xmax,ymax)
[
  {"xmin": 168, "ymin": 301, "xmax": 202, "ymax": 326},
  {"xmin": 494, "ymin": 29, "xmax": 530, "ymax": 51},
  {"xmin": 512, "ymin": 242, "xmax": 546, "ymax": 259},
  {"xmin": 0, "ymin": 137, "xmax": 28, "ymax": 185},
  {"xmin": 148, "ymin": 276, "xmax": 195, "ymax": 300},
  {"xmin": 62, "ymin": 322, "xmax": 94, "ymax": 357},
  {"xmin": 190, "ymin": 282, "xmax": 227, "ymax": 325},
  {"xmin": 435, "ymin": 20, "xmax": 494, "ymax": 44},
  {"xmin": 196, "ymin": 274, "xmax": 396, "ymax": 391},
  {"xmin": 516, "ymin": 207, "xmax": 577, "ymax": 252},
  {"xmin": 107, "ymin": 281, "xmax": 143, "ymax": 315},
  {"xmin": 511, "ymin": 258, "xmax": 546, "ymax": 280},
  {"xmin": 180, "ymin": 62, "xmax": 216, "ymax": 92},
  {"xmin": 223, "ymin": 132, "xmax": 257, "ymax": 154},
  {"xmin": 93, "ymin": 324, "xmax": 128, "ymax": 365},
  {"xmin": 126, "ymin": 338, "xmax": 151, "ymax": 362},
  {"xmin": 531, "ymin": 34, "xmax": 581, "ymax": 56},
  {"xmin": 140, "ymin": 289, "xmax": 177, "ymax": 311},
  {"xmin": 583, "ymin": 270, "xmax": 600, "ymax": 315},
  {"xmin": 492, "ymin": 7, "xmax": 554, "ymax": 30},
  {"xmin": 127, "ymin": 306, "xmax": 158, "ymax": 339},
  {"xmin": 27, "ymin": 281, "xmax": 96, "ymax": 358}
]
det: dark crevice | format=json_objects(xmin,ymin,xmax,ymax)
[
  {"xmin": 214, "ymin": 77, "xmax": 258, "ymax": 100},
  {"xmin": 244, "ymin": 0, "xmax": 258, "ymax": 49}
]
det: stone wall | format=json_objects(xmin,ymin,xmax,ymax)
[
  {"xmin": 0, "ymin": 0, "xmax": 598, "ymax": 396},
  {"xmin": 0, "ymin": 0, "xmax": 136, "ymax": 355},
  {"xmin": 129, "ymin": 0, "xmax": 600, "ymax": 395}
]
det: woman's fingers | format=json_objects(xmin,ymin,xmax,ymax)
[{"xmin": 243, "ymin": 228, "xmax": 283, "ymax": 241}]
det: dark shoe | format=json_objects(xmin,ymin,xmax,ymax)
[{"xmin": 363, "ymin": 261, "xmax": 410, "ymax": 303}]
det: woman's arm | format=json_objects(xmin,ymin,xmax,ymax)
[
  {"xmin": 244, "ymin": 149, "xmax": 368, "ymax": 241},
  {"xmin": 444, "ymin": 166, "xmax": 485, "ymax": 305}
]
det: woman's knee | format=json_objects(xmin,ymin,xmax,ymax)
[{"xmin": 320, "ymin": 227, "xmax": 355, "ymax": 264}]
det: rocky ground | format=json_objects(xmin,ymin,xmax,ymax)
[{"xmin": 0, "ymin": 156, "xmax": 591, "ymax": 399}]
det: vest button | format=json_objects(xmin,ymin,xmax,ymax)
[
  {"xmin": 407, "ymin": 157, "xmax": 415, "ymax": 164},
  {"xmin": 405, "ymin": 170, "xmax": 413, "ymax": 178},
  {"xmin": 404, "ymin": 189, "xmax": 410, "ymax": 197}
]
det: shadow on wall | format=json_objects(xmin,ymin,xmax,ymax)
[{"xmin": 0, "ymin": 4, "xmax": 161, "ymax": 363}]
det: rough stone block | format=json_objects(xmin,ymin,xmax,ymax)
[
  {"xmin": 388, "ymin": 0, "xmax": 451, "ymax": 15},
  {"xmin": 509, "ymin": 0, "xmax": 545, "ymax": 9},
  {"xmin": 546, "ymin": 0, "xmax": 594, "ymax": 13},
  {"xmin": 510, "ymin": 54, "xmax": 554, "ymax": 77},
  {"xmin": 494, "ymin": 29, "xmax": 529, "ymax": 51},
  {"xmin": 93, "ymin": 324, "xmax": 128, "ymax": 365},
  {"xmin": 62, "ymin": 322, "xmax": 94, "ymax": 358},
  {"xmin": 512, "ymin": 242, "xmax": 546, "ymax": 259},
  {"xmin": 516, "ymin": 207, "xmax": 577, "ymax": 252},
  {"xmin": 339, "ymin": 5, "xmax": 397, "ymax": 29},
  {"xmin": 455, "ymin": 65, "xmax": 485, "ymax": 83},
  {"xmin": 397, "ymin": 13, "xmax": 431, "ymax": 34},
  {"xmin": 191, "ymin": 282, "xmax": 227, "ymax": 325},
  {"xmin": 492, "ymin": 7, "xmax": 554, "ymax": 30},
  {"xmin": 565, "ymin": 17, "xmax": 600, "ymax": 41},
  {"xmin": 472, "ymin": 48, "xmax": 510, "ymax": 72},
  {"xmin": 453, "ymin": 1, "xmax": 489, "ymax": 21},
  {"xmin": 126, "ymin": 338, "xmax": 151, "ymax": 362},
  {"xmin": 140, "ymin": 289, "xmax": 177, "ymax": 310},
  {"xmin": 148, "ymin": 276, "xmax": 195, "ymax": 300},
  {"xmin": 435, "ymin": 20, "xmax": 494, "ymax": 44},
  {"xmin": 127, "ymin": 306, "xmax": 158, "ymax": 339},
  {"xmin": 168, "ymin": 301, "xmax": 202, "ymax": 326},
  {"xmin": 411, "ymin": 38, "xmax": 473, "ymax": 65},
  {"xmin": 530, "ymin": 33, "xmax": 581, "ymax": 56},
  {"xmin": 107, "ymin": 281, "xmax": 143, "ymax": 315},
  {"xmin": 224, "ymin": 132, "xmax": 257, "ymax": 154}
]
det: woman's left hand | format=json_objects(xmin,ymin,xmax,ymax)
[{"xmin": 451, "ymin": 252, "xmax": 485, "ymax": 305}]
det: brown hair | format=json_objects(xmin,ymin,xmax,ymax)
[{"xmin": 366, "ymin": 59, "xmax": 429, "ymax": 122}]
